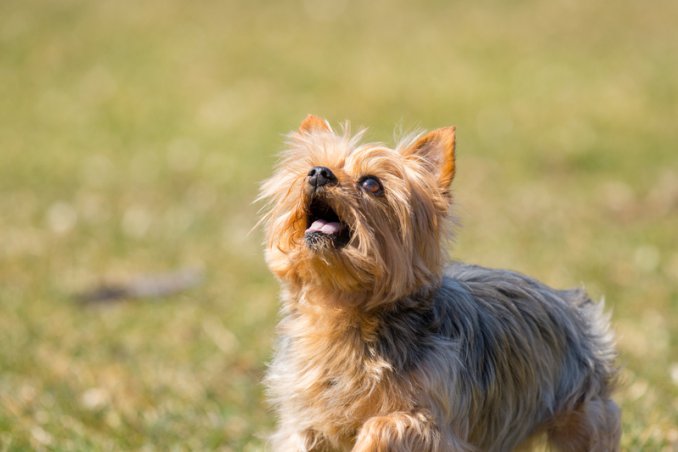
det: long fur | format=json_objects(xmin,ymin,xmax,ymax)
[{"xmin": 260, "ymin": 117, "xmax": 620, "ymax": 451}]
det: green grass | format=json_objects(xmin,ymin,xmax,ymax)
[{"xmin": 1, "ymin": 0, "xmax": 676, "ymax": 449}]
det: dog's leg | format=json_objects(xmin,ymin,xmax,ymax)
[
  {"xmin": 547, "ymin": 398, "xmax": 621, "ymax": 452},
  {"xmin": 270, "ymin": 427, "xmax": 331, "ymax": 452},
  {"xmin": 352, "ymin": 411, "xmax": 471, "ymax": 452}
]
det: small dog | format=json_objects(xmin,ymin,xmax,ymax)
[{"xmin": 259, "ymin": 115, "xmax": 620, "ymax": 451}]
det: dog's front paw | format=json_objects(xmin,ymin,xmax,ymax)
[{"xmin": 352, "ymin": 412, "xmax": 442, "ymax": 452}]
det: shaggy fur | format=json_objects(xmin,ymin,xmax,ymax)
[{"xmin": 259, "ymin": 115, "xmax": 620, "ymax": 451}]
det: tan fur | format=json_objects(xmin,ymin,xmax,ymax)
[
  {"xmin": 260, "ymin": 116, "xmax": 620, "ymax": 451},
  {"xmin": 299, "ymin": 114, "xmax": 332, "ymax": 133}
]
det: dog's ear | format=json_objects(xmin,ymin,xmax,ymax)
[
  {"xmin": 299, "ymin": 114, "xmax": 331, "ymax": 133},
  {"xmin": 403, "ymin": 126, "xmax": 456, "ymax": 190}
]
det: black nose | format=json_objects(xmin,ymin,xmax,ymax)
[{"xmin": 308, "ymin": 166, "xmax": 337, "ymax": 188}]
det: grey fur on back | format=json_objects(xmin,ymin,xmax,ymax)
[
  {"xmin": 369, "ymin": 263, "xmax": 618, "ymax": 450},
  {"xmin": 432, "ymin": 263, "xmax": 617, "ymax": 449}
]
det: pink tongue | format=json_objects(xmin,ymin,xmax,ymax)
[{"xmin": 306, "ymin": 219, "xmax": 342, "ymax": 235}]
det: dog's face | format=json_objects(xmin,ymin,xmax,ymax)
[{"xmin": 259, "ymin": 115, "xmax": 456, "ymax": 305}]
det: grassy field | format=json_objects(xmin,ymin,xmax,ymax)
[{"xmin": 0, "ymin": 0, "xmax": 676, "ymax": 449}]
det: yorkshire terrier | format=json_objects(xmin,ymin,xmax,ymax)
[{"xmin": 259, "ymin": 115, "xmax": 620, "ymax": 451}]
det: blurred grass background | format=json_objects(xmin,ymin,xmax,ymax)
[{"xmin": 0, "ymin": 0, "xmax": 676, "ymax": 449}]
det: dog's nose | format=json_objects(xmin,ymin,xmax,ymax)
[{"xmin": 308, "ymin": 166, "xmax": 337, "ymax": 188}]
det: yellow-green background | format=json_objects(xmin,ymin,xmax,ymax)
[{"xmin": 1, "ymin": 0, "xmax": 676, "ymax": 449}]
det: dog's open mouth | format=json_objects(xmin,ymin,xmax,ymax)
[{"xmin": 305, "ymin": 198, "xmax": 350, "ymax": 249}]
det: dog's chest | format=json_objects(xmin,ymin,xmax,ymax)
[{"xmin": 274, "ymin": 327, "xmax": 404, "ymax": 439}]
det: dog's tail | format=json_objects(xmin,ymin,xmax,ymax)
[{"xmin": 562, "ymin": 288, "xmax": 619, "ymax": 397}]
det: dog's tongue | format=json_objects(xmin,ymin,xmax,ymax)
[{"xmin": 306, "ymin": 219, "xmax": 342, "ymax": 235}]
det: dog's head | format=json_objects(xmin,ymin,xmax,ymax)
[{"xmin": 259, "ymin": 115, "xmax": 456, "ymax": 306}]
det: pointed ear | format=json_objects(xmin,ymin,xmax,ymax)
[
  {"xmin": 402, "ymin": 126, "xmax": 456, "ymax": 191},
  {"xmin": 299, "ymin": 114, "xmax": 330, "ymax": 133}
]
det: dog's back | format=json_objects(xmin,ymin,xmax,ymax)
[{"xmin": 437, "ymin": 263, "xmax": 619, "ymax": 450}]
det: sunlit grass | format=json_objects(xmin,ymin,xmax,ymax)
[{"xmin": 0, "ymin": 0, "xmax": 676, "ymax": 449}]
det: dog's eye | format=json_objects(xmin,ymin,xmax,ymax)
[{"xmin": 359, "ymin": 176, "xmax": 383, "ymax": 196}]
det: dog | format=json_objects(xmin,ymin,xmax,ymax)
[{"xmin": 258, "ymin": 115, "xmax": 620, "ymax": 451}]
